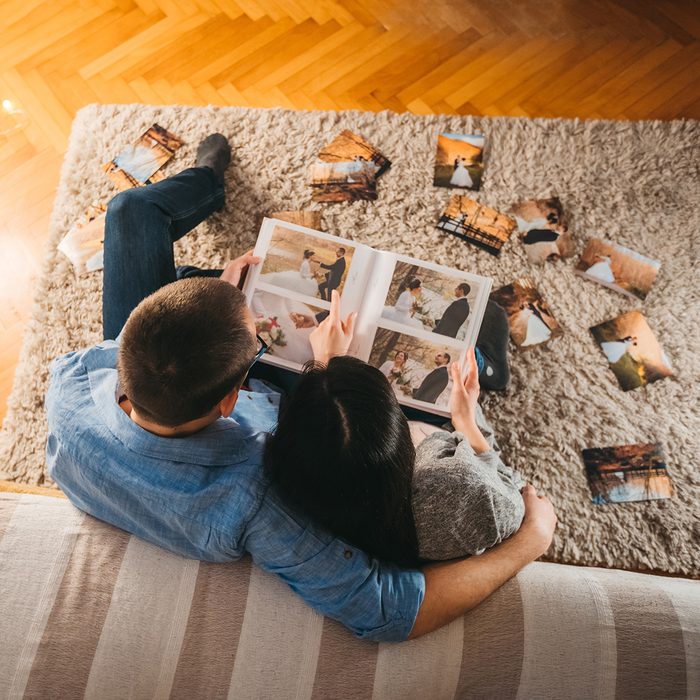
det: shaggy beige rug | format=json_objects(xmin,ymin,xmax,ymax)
[{"xmin": 1, "ymin": 104, "xmax": 698, "ymax": 577}]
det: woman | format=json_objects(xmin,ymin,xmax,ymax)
[
  {"xmin": 382, "ymin": 279, "xmax": 424, "ymax": 328},
  {"xmin": 264, "ymin": 348, "xmax": 525, "ymax": 566},
  {"xmin": 379, "ymin": 350, "xmax": 409, "ymax": 385},
  {"xmin": 259, "ymin": 249, "xmax": 318, "ymax": 297},
  {"xmin": 585, "ymin": 255, "xmax": 616, "ymax": 284},
  {"xmin": 517, "ymin": 302, "xmax": 552, "ymax": 347},
  {"xmin": 449, "ymin": 157, "xmax": 473, "ymax": 188}
]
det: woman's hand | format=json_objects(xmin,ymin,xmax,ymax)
[
  {"xmin": 449, "ymin": 347, "xmax": 490, "ymax": 453},
  {"xmin": 220, "ymin": 250, "xmax": 261, "ymax": 288},
  {"xmin": 309, "ymin": 290, "xmax": 357, "ymax": 364}
]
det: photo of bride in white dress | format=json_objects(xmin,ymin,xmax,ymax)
[
  {"xmin": 585, "ymin": 255, "xmax": 616, "ymax": 284},
  {"xmin": 490, "ymin": 277, "xmax": 562, "ymax": 350},
  {"xmin": 259, "ymin": 249, "xmax": 319, "ymax": 297},
  {"xmin": 449, "ymin": 157, "xmax": 473, "ymax": 188},
  {"xmin": 382, "ymin": 279, "xmax": 424, "ymax": 328},
  {"xmin": 251, "ymin": 290, "xmax": 324, "ymax": 366}
]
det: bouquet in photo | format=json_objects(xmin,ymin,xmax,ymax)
[{"xmin": 255, "ymin": 316, "xmax": 287, "ymax": 352}]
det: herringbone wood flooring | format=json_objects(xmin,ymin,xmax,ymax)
[{"xmin": 1, "ymin": 0, "xmax": 700, "ymax": 421}]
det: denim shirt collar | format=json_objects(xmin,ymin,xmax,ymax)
[{"xmin": 85, "ymin": 345, "xmax": 258, "ymax": 467}]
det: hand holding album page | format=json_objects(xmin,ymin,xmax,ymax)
[{"xmin": 242, "ymin": 218, "xmax": 493, "ymax": 417}]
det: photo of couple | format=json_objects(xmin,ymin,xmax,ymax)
[
  {"xmin": 258, "ymin": 225, "xmax": 354, "ymax": 301},
  {"xmin": 251, "ymin": 290, "xmax": 327, "ymax": 367},
  {"xmin": 369, "ymin": 328, "xmax": 460, "ymax": 408},
  {"xmin": 590, "ymin": 310, "xmax": 673, "ymax": 391},
  {"xmin": 381, "ymin": 261, "xmax": 479, "ymax": 341},
  {"xmin": 582, "ymin": 443, "xmax": 674, "ymax": 504},
  {"xmin": 510, "ymin": 197, "xmax": 574, "ymax": 264},
  {"xmin": 437, "ymin": 195, "xmax": 516, "ymax": 255},
  {"xmin": 104, "ymin": 124, "xmax": 183, "ymax": 191},
  {"xmin": 491, "ymin": 278, "xmax": 562, "ymax": 349},
  {"xmin": 433, "ymin": 132, "xmax": 485, "ymax": 190},
  {"xmin": 576, "ymin": 237, "xmax": 661, "ymax": 301}
]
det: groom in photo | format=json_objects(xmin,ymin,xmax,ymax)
[
  {"xmin": 318, "ymin": 247, "xmax": 346, "ymax": 300},
  {"xmin": 412, "ymin": 352, "xmax": 451, "ymax": 403},
  {"xmin": 433, "ymin": 283, "xmax": 471, "ymax": 338}
]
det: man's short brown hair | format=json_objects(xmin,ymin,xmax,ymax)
[{"xmin": 118, "ymin": 278, "xmax": 256, "ymax": 426}]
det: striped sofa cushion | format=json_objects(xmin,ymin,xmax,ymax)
[{"xmin": 1, "ymin": 492, "xmax": 698, "ymax": 699}]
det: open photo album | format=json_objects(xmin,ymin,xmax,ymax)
[{"xmin": 243, "ymin": 218, "xmax": 493, "ymax": 417}]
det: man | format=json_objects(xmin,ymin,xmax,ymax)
[
  {"xmin": 47, "ymin": 133, "xmax": 556, "ymax": 643},
  {"xmin": 413, "ymin": 352, "xmax": 451, "ymax": 403},
  {"xmin": 317, "ymin": 247, "xmax": 346, "ymax": 300},
  {"xmin": 433, "ymin": 283, "xmax": 471, "ymax": 338}
]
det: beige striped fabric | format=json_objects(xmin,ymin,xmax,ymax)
[{"xmin": 1, "ymin": 492, "xmax": 698, "ymax": 700}]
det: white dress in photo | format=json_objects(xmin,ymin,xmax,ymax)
[
  {"xmin": 382, "ymin": 290, "xmax": 423, "ymax": 328},
  {"xmin": 260, "ymin": 259, "xmax": 318, "ymax": 297},
  {"xmin": 600, "ymin": 338, "xmax": 634, "ymax": 364},
  {"xmin": 586, "ymin": 256, "xmax": 616, "ymax": 284},
  {"xmin": 520, "ymin": 307, "xmax": 552, "ymax": 346},
  {"xmin": 449, "ymin": 160, "xmax": 473, "ymax": 188},
  {"xmin": 251, "ymin": 293, "xmax": 316, "ymax": 365}
]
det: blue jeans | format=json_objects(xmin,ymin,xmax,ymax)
[{"xmin": 102, "ymin": 167, "xmax": 224, "ymax": 340}]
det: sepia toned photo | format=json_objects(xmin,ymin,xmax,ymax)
[
  {"xmin": 511, "ymin": 197, "xmax": 574, "ymax": 264},
  {"xmin": 258, "ymin": 225, "xmax": 355, "ymax": 300},
  {"xmin": 57, "ymin": 202, "xmax": 107, "ymax": 276},
  {"xmin": 382, "ymin": 260, "xmax": 483, "ymax": 341},
  {"xmin": 251, "ymin": 290, "xmax": 327, "ymax": 367},
  {"xmin": 576, "ymin": 238, "xmax": 661, "ymax": 301},
  {"xmin": 309, "ymin": 130, "xmax": 390, "ymax": 202},
  {"xmin": 104, "ymin": 124, "xmax": 183, "ymax": 190},
  {"xmin": 436, "ymin": 195, "xmax": 516, "ymax": 255},
  {"xmin": 368, "ymin": 328, "xmax": 459, "ymax": 409},
  {"xmin": 590, "ymin": 310, "xmax": 673, "ymax": 391},
  {"xmin": 490, "ymin": 278, "xmax": 562, "ymax": 349},
  {"xmin": 582, "ymin": 443, "xmax": 674, "ymax": 505},
  {"xmin": 433, "ymin": 133, "xmax": 485, "ymax": 190}
]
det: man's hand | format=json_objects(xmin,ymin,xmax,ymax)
[
  {"xmin": 518, "ymin": 484, "xmax": 557, "ymax": 558},
  {"xmin": 309, "ymin": 290, "xmax": 356, "ymax": 364},
  {"xmin": 220, "ymin": 250, "xmax": 261, "ymax": 288},
  {"xmin": 290, "ymin": 312, "xmax": 316, "ymax": 329}
]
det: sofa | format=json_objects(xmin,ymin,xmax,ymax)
[{"xmin": 1, "ymin": 485, "xmax": 698, "ymax": 700}]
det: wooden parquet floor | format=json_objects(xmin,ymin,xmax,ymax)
[{"xmin": 1, "ymin": 0, "xmax": 700, "ymax": 421}]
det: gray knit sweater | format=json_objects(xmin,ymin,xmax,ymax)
[{"xmin": 412, "ymin": 405, "xmax": 525, "ymax": 561}]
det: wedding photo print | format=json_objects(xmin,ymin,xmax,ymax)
[
  {"xmin": 490, "ymin": 277, "xmax": 562, "ymax": 349},
  {"xmin": 104, "ymin": 123, "xmax": 183, "ymax": 190},
  {"xmin": 511, "ymin": 197, "xmax": 574, "ymax": 264},
  {"xmin": 433, "ymin": 132, "xmax": 485, "ymax": 190},
  {"xmin": 590, "ymin": 310, "xmax": 673, "ymax": 391},
  {"xmin": 576, "ymin": 237, "xmax": 661, "ymax": 301},
  {"xmin": 309, "ymin": 130, "xmax": 390, "ymax": 202},
  {"xmin": 258, "ymin": 226, "xmax": 355, "ymax": 301},
  {"xmin": 436, "ymin": 195, "xmax": 516, "ymax": 255},
  {"xmin": 381, "ymin": 261, "xmax": 482, "ymax": 341},
  {"xmin": 251, "ymin": 290, "xmax": 327, "ymax": 367},
  {"xmin": 582, "ymin": 442, "xmax": 674, "ymax": 505},
  {"xmin": 368, "ymin": 328, "xmax": 460, "ymax": 410}
]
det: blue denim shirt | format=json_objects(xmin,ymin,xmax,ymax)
[{"xmin": 45, "ymin": 341, "xmax": 424, "ymax": 641}]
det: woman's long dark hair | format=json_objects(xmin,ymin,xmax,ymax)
[{"xmin": 264, "ymin": 356, "xmax": 419, "ymax": 567}]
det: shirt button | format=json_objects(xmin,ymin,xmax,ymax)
[{"xmin": 344, "ymin": 550, "xmax": 353, "ymax": 560}]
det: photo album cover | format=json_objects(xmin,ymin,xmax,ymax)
[
  {"xmin": 590, "ymin": 310, "xmax": 673, "ymax": 391},
  {"xmin": 490, "ymin": 277, "xmax": 562, "ymax": 349},
  {"xmin": 510, "ymin": 197, "xmax": 574, "ymax": 264},
  {"xmin": 308, "ymin": 130, "xmax": 391, "ymax": 203},
  {"xmin": 104, "ymin": 124, "xmax": 183, "ymax": 191},
  {"xmin": 576, "ymin": 238, "xmax": 661, "ymax": 301},
  {"xmin": 582, "ymin": 442, "xmax": 674, "ymax": 505},
  {"xmin": 243, "ymin": 218, "xmax": 493, "ymax": 416},
  {"xmin": 57, "ymin": 203, "xmax": 107, "ymax": 275},
  {"xmin": 433, "ymin": 133, "xmax": 485, "ymax": 191},
  {"xmin": 436, "ymin": 195, "xmax": 516, "ymax": 255}
]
